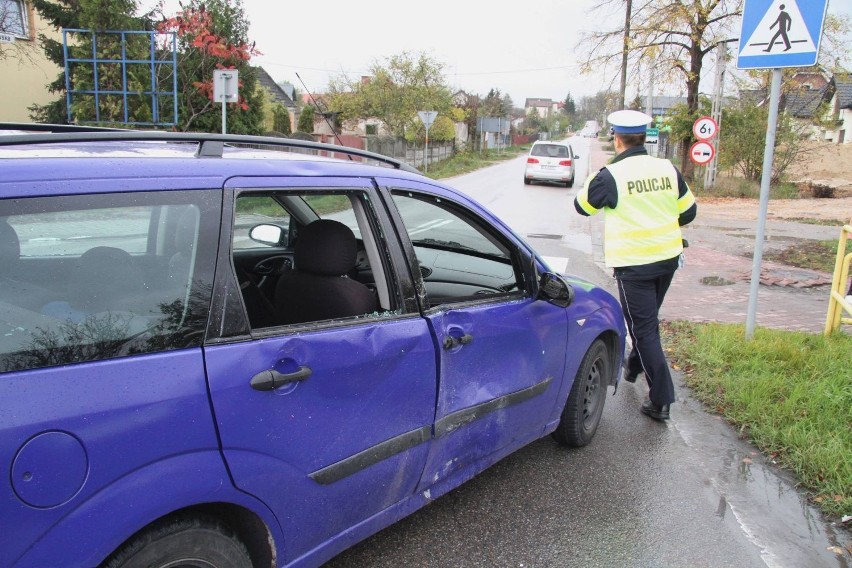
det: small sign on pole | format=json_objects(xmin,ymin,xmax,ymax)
[
  {"xmin": 692, "ymin": 116, "xmax": 718, "ymax": 141},
  {"xmin": 214, "ymin": 69, "xmax": 239, "ymax": 135},
  {"xmin": 689, "ymin": 141, "xmax": 715, "ymax": 166},
  {"xmin": 417, "ymin": 111, "xmax": 438, "ymax": 172},
  {"xmin": 645, "ymin": 128, "xmax": 659, "ymax": 144}
]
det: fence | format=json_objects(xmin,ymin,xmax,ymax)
[
  {"xmin": 824, "ymin": 217, "xmax": 852, "ymax": 335},
  {"xmin": 363, "ymin": 137, "xmax": 455, "ymax": 170}
]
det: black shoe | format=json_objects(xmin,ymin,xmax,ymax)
[
  {"xmin": 641, "ymin": 400, "xmax": 670, "ymax": 421},
  {"xmin": 623, "ymin": 364, "xmax": 640, "ymax": 383}
]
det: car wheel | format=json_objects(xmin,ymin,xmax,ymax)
[
  {"xmin": 524, "ymin": 178, "xmax": 531, "ymax": 185},
  {"xmin": 103, "ymin": 517, "xmax": 253, "ymax": 568},
  {"xmin": 552, "ymin": 338, "xmax": 609, "ymax": 447},
  {"xmin": 566, "ymin": 176, "xmax": 574, "ymax": 188}
]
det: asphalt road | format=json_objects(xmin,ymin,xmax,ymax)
[{"xmin": 324, "ymin": 137, "xmax": 851, "ymax": 568}]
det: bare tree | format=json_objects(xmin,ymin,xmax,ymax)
[{"xmin": 578, "ymin": 0, "xmax": 743, "ymax": 177}]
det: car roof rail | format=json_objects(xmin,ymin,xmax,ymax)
[
  {"xmin": 0, "ymin": 122, "xmax": 128, "ymax": 133},
  {"xmin": 0, "ymin": 126, "xmax": 423, "ymax": 174}
]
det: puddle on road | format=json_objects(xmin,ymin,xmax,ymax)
[
  {"xmin": 701, "ymin": 275, "xmax": 735, "ymax": 286},
  {"xmin": 674, "ymin": 403, "xmax": 850, "ymax": 567}
]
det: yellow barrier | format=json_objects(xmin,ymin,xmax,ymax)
[{"xmin": 824, "ymin": 217, "xmax": 852, "ymax": 335}]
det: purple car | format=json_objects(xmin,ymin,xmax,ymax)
[{"xmin": 0, "ymin": 127, "xmax": 625, "ymax": 568}]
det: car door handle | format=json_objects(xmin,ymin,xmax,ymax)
[
  {"xmin": 250, "ymin": 366, "xmax": 313, "ymax": 391},
  {"xmin": 442, "ymin": 333, "xmax": 473, "ymax": 350}
]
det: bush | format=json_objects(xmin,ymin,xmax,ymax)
[
  {"xmin": 808, "ymin": 183, "xmax": 836, "ymax": 199},
  {"xmin": 288, "ymin": 131, "xmax": 315, "ymax": 141}
]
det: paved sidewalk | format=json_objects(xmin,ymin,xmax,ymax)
[{"xmin": 584, "ymin": 139, "xmax": 845, "ymax": 334}]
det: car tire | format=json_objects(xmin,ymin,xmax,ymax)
[
  {"xmin": 566, "ymin": 176, "xmax": 574, "ymax": 188},
  {"xmin": 103, "ymin": 516, "xmax": 253, "ymax": 568},
  {"xmin": 552, "ymin": 338, "xmax": 609, "ymax": 447},
  {"xmin": 523, "ymin": 178, "xmax": 531, "ymax": 185}
]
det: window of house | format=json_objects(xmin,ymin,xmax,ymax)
[{"xmin": 1, "ymin": 0, "xmax": 29, "ymax": 38}]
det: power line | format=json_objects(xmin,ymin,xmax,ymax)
[{"xmin": 258, "ymin": 60, "xmax": 583, "ymax": 78}]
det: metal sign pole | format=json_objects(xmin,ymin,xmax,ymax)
[
  {"xmin": 417, "ymin": 111, "xmax": 438, "ymax": 173},
  {"xmin": 214, "ymin": 70, "xmax": 238, "ymax": 135},
  {"xmin": 704, "ymin": 42, "xmax": 727, "ymax": 189},
  {"xmin": 222, "ymin": 92, "xmax": 227, "ymax": 135},
  {"xmin": 424, "ymin": 130, "xmax": 430, "ymax": 173},
  {"xmin": 745, "ymin": 68, "xmax": 782, "ymax": 339}
]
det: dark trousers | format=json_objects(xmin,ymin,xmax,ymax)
[{"xmin": 617, "ymin": 272, "xmax": 676, "ymax": 406}]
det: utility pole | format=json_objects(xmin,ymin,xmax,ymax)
[
  {"xmin": 704, "ymin": 42, "xmax": 728, "ymax": 189},
  {"xmin": 645, "ymin": 62, "xmax": 654, "ymax": 116},
  {"xmin": 619, "ymin": 0, "xmax": 633, "ymax": 110}
]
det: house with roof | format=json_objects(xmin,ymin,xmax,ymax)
[
  {"xmin": 785, "ymin": 84, "xmax": 833, "ymax": 140},
  {"xmin": 644, "ymin": 95, "xmax": 687, "ymax": 117},
  {"xmin": 737, "ymin": 72, "xmax": 836, "ymax": 142},
  {"xmin": 825, "ymin": 74, "xmax": 852, "ymax": 144},
  {"xmin": 0, "ymin": 0, "xmax": 62, "ymax": 122},
  {"xmin": 254, "ymin": 67, "xmax": 298, "ymax": 135},
  {"xmin": 524, "ymin": 98, "xmax": 554, "ymax": 118}
]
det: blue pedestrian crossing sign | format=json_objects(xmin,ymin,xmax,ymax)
[{"xmin": 737, "ymin": 0, "xmax": 829, "ymax": 69}]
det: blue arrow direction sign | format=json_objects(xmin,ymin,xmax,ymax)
[{"xmin": 737, "ymin": 0, "xmax": 829, "ymax": 69}]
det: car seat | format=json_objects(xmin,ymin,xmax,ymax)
[
  {"xmin": 274, "ymin": 219, "xmax": 377, "ymax": 325},
  {"xmin": 0, "ymin": 218, "xmax": 53, "ymax": 311},
  {"xmin": 42, "ymin": 246, "xmax": 147, "ymax": 323}
]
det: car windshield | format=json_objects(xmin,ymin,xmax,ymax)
[{"xmin": 531, "ymin": 144, "xmax": 569, "ymax": 158}]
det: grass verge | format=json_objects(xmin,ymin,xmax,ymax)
[
  {"xmin": 424, "ymin": 145, "xmax": 530, "ymax": 179},
  {"xmin": 695, "ymin": 176, "xmax": 800, "ymax": 199},
  {"xmin": 662, "ymin": 321, "xmax": 852, "ymax": 519},
  {"xmin": 762, "ymin": 240, "xmax": 839, "ymax": 273}
]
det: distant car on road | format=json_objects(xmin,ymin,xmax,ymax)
[{"xmin": 524, "ymin": 140, "xmax": 579, "ymax": 187}]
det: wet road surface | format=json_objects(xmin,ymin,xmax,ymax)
[{"xmin": 325, "ymin": 138, "xmax": 851, "ymax": 567}]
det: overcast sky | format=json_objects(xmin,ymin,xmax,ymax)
[{"xmin": 141, "ymin": 0, "xmax": 852, "ymax": 107}]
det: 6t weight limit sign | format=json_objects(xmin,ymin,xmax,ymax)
[{"xmin": 692, "ymin": 116, "xmax": 718, "ymax": 140}]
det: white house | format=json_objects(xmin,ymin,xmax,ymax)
[
  {"xmin": 825, "ymin": 76, "xmax": 852, "ymax": 144},
  {"xmin": 524, "ymin": 98, "xmax": 553, "ymax": 118}
]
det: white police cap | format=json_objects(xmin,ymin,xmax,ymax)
[{"xmin": 607, "ymin": 109, "xmax": 652, "ymax": 134}]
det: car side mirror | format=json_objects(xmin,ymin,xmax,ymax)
[
  {"xmin": 249, "ymin": 224, "xmax": 285, "ymax": 246},
  {"xmin": 538, "ymin": 272, "xmax": 574, "ymax": 308}
]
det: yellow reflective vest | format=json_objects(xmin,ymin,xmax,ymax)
[{"xmin": 577, "ymin": 154, "xmax": 695, "ymax": 268}]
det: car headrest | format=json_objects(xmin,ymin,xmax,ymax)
[{"xmin": 294, "ymin": 219, "xmax": 357, "ymax": 277}]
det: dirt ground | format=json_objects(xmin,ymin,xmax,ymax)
[{"xmin": 699, "ymin": 141, "xmax": 852, "ymax": 223}]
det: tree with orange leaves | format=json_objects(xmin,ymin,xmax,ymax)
[{"xmin": 155, "ymin": 0, "xmax": 263, "ymax": 133}]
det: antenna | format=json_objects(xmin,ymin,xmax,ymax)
[{"xmin": 295, "ymin": 72, "xmax": 350, "ymax": 158}]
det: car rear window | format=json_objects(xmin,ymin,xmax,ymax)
[
  {"xmin": 0, "ymin": 191, "xmax": 220, "ymax": 373},
  {"xmin": 531, "ymin": 144, "xmax": 570, "ymax": 158}
]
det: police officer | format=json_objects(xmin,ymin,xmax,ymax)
[{"xmin": 574, "ymin": 110, "xmax": 697, "ymax": 421}]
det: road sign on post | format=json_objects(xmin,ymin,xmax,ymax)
[
  {"xmin": 214, "ymin": 69, "xmax": 239, "ymax": 134},
  {"xmin": 689, "ymin": 141, "xmax": 715, "ymax": 166},
  {"xmin": 737, "ymin": 0, "xmax": 829, "ymax": 338},
  {"xmin": 417, "ymin": 111, "xmax": 438, "ymax": 173},
  {"xmin": 692, "ymin": 116, "xmax": 718, "ymax": 141},
  {"xmin": 736, "ymin": 0, "xmax": 829, "ymax": 69}
]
